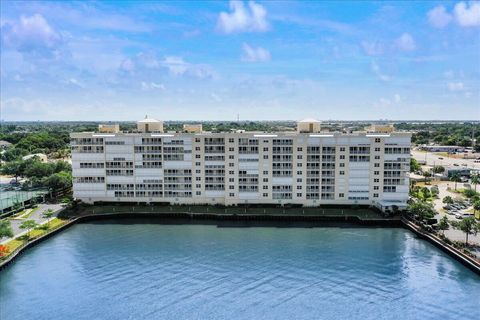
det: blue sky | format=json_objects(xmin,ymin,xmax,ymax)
[{"xmin": 1, "ymin": 0, "xmax": 479, "ymax": 121}]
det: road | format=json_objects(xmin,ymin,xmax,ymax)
[
  {"xmin": 411, "ymin": 150, "xmax": 479, "ymax": 170},
  {"xmin": 1, "ymin": 203, "xmax": 64, "ymax": 244}
]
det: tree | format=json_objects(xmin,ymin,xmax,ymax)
[
  {"xmin": 451, "ymin": 217, "xmax": 478, "ymax": 246},
  {"xmin": 442, "ymin": 196, "xmax": 454, "ymax": 205},
  {"xmin": 423, "ymin": 170, "xmax": 432, "ymax": 183},
  {"xmin": 473, "ymin": 200, "xmax": 480, "ymax": 215},
  {"xmin": 0, "ymin": 220, "xmax": 14, "ymax": 238},
  {"xmin": 432, "ymin": 165, "xmax": 445, "ymax": 174},
  {"xmin": 410, "ymin": 158, "xmax": 420, "ymax": 172},
  {"xmin": 450, "ymin": 173, "xmax": 461, "ymax": 191},
  {"xmin": 19, "ymin": 220, "xmax": 38, "ymax": 239},
  {"xmin": 407, "ymin": 201, "xmax": 436, "ymax": 221},
  {"xmin": 44, "ymin": 171, "xmax": 72, "ymax": 191},
  {"xmin": 0, "ymin": 161, "xmax": 23, "ymax": 182},
  {"xmin": 437, "ymin": 216, "xmax": 449, "ymax": 235},
  {"xmin": 471, "ymin": 174, "xmax": 480, "ymax": 192},
  {"xmin": 42, "ymin": 209, "xmax": 55, "ymax": 227}
]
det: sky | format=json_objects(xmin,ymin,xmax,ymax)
[{"xmin": 1, "ymin": 0, "xmax": 479, "ymax": 121}]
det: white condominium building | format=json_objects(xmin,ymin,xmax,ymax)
[{"xmin": 71, "ymin": 118, "xmax": 411, "ymax": 211}]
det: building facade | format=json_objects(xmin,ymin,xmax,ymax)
[{"xmin": 71, "ymin": 121, "xmax": 411, "ymax": 211}]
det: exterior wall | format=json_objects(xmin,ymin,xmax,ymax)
[
  {"xmin": 297, "ymin": 122, "xmax": 321, "ymax": 133},
  {"xmin": 183, "ymin": 124, "xmax": 203, "ymax": 133},
  {"xmin": 137, "ymin": 121, "xmax": 163, "ymax": 133},
  {"xmin": 98, "ymin": 124, "xmax": 120, "ymax": 133},
  {"xmin": 71, "ymin": 131, "xmax": 411, "ymax": 208}
]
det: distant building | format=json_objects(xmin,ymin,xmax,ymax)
[
  {"xmin": 420, "ymin": 145, "xmax": 465, "ymax": 153},
  {"xmin": 297, "ymin": 118, "xmax": 321, "ymax": 133},
  {"xmin": 71, "ymin": 117, "xmax": 411, "ymax": 212},
  {"xmin": 0, "ymin": 140, "xmax": 12, "ymax": 149},
  {"xmin": 98, "ymin": 124, "xmax": 120, "ymax": 133},
  {"xmin": 183, "ymin": 124, "xmax": 203, "ymax": 133},
  {"xmin": 137, "ymin": 116, "xmax": 163, "ymax": 133},
  {"xmin": 22, "ymin": 153, "xmax": 48, "ymax": 162},
  {"xmin": 366, "ymin": 124, "xmax": 395, "ymax": 133}
]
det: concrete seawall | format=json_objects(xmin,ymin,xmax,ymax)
[{"xmin": 1, "ymin": 211, "xmax": 479, "ymax": 275}]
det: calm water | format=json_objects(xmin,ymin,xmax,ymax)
[{"xmin": 1, "ymin": 220, "xmax": 479, "ymax": 320}]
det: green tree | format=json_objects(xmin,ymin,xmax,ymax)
[
  {"xmin": 452, "ymin": 217, "xmax": 478, "ymax": 246},
  {"xmin": 410, "ymin": 158, "xmax": 420, "ymax": 172},
  {"xmin": 442, "ymin": 196, "xmax": 454, "ymax": 205},
  {"xmin": 423, "ymin": 170, "xmax": 432, "ymax": 183},
  {"xmin": 0, "ymin": 161, "xmax": 23, "ymax": 182},
  {"xmin": 408, "ymin": 201, "xmax": 436, "ymax": 221},
  {"xmin": 19, "ymin": 220, "xmax": 38, "ymax": 239},
  {"xmin": 432, "ymin": 165, "xmax": 445, "ymax": 174},
  {"xmin": 0, "ymin": 220, "xmax": 14, "ymax": 238},
  {"xmin": 42, "ymin": 209, "xmax": 55, "ymax": 227},
  {"xmin": 44, "ymin": 171, "xmax": 72, "ymax": 191},
  {"xmin": 473, "ymin": 200, "xmax": 480, "ymax": 215},
  {"xmin": 450, "ymin": 173, "xmax": 461, "ymax": 191},
  {"xmin": 471, "ymin": 174, "xmax": 480, "ymax": 192},
  {"xmin": 437, "ymin": 216, "xmax": 449, "ymax": 235}
]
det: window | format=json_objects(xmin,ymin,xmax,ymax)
[
  {"xmin": 229, "ymin": 138, "xmax": 234, "ymax": 143},
  {"xmin": 296, "ymin": 177, "xmax": 302, "ymax": 181},
  {"xmin": 375, "ymin": 147, "xmax": 380, "ymax": 152},
  {"xmin": 263, "ymin": 147, "xmax": 269, "ymax": 151},
  {"xmin": 195, "ymin": 147, "xmax": 200, "ymax": 151},
  {"xmin": 297, "ymin": 155, "xmax": 303, "ymax": 159},
  {"xmin": 229, "ymin": 193, "xmax": 235, "ymax": 197},
  {"xmin": 374, "ymin": 186, "xmax": 379, "ymax": 190},
  {"xmin": 374, "ymin": 163, "xmax": 380, "ymax": 167},
  {"xmin": 297, "ymin": 163, "xmax": 302, "ymax": 167},
  {"xmin": 339, "ymin": 193, "xmax": 345, "ymax": 197},
  {"xmin": 375, "ymin": 155, "xmax": 380, "ymax": 160},
  {"xmin": 340, "ymin": 171, "xmax": 345, "ymax": 175},
  {"xmin": 340, "ymin": 163, "xmax": 345, "ymax": 167},
  {"xmin": 340, "ymin": 155, "xmax": 345, "ymax": 160},
  {"xmin": 195, "ymin": 155, "xmax": 201, "ymax": 159},
  {"xmin": 374, "ymin": 178, "xmax": 380, "ymax": 183},
  {"xmin": 374, "ymin": 171, "xmax": 379, "ymax": 175},
  {"xmin": 229, "ymin": 178, "xmax": 234, "ymax": 182},
  {"xmin": 196, "ymin": 177, "xmax": 201, "ymax": 181},
  {"xmin": 373, "ymin": 193, "xmax": 379, "ymax": 198},
  {"xmin": 196, "ymin": 169, "xmax": 201, "ymax": 174},
  {"xmin": 263, "ymin": 178, "xmax": 268, "ymax": 182},
  {"xmin": 229, "ymin": 163, "xmax": 234, "ymax": 167},
  {"xmin": 375, "ymin": 138, "xmax": 381, "ymax": 143},
  {"xmin": 229, "ymin": 155, "xmax": 234, "ymax": 159},
  {"xmin": 263, "ymin": 170, "xmax": 268, "ymax": 175},
  {"xmin": 229, "ymin": 147, "xmax": 234, "ymax": 152},
  {"xmin": 297, "ymin": 147, "xmax": 303, "ymax": 152},
  {"xmin": 297, "ymin": 186, "xmax": 302, "ymax": 190},
  {"xmin": 263, "ymin": 155, "xmax": 269, "ymax": 159},
  {"xmin": 297, "ymin": 193, "xmax": 302, "ymax": 197},
  {"xmin": 196, "ymin": 191, "xmax": 201, "ymax": 196},
  {"xmin": 229, "ymin": 186, "xmax": 234, "ymax": 190},
  {"xmin": 196, "ymin": 184, "xmax": 201, "ymax": 188},
  {"xmin": 263, "ymin": 185, "xmax": 268, "ymax": 190},
  {"xmin": 195, "ymin": 138, "xmax": 201, "ymax": 143},
  {"xmin": 195, "ymin": 162, "xmax": 201, "ymax": 166},
  {"xmin": 340, "ymin": 147, "xmax": 345, "ymax": 152},
  {"xmin": 263, "ymin": 193, "xmax": 268, "ymax": 197},
  {"xmin": 229, "ymin": 170, "xmax": 234, "ymax": 174}
]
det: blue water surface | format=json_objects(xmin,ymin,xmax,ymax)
[{"xmin": 1, "ymin": 220, "xmax": 479, "ymax": 320}]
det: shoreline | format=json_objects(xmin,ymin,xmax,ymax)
[{"xmin": 1, "ymin": 210, "xmax": 479, "ymax": 275}]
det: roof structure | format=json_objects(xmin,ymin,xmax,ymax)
[{"xmin": 298, "ymin": 118, "xmax": 320, "ymax": 123}]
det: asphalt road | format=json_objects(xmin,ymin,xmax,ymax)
[{"xmin": 411, "ymin": 150, "xmax": 480, "ymax": 170}]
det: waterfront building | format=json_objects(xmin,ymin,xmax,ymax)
[{"xmin": 71, "ymin": 118, "xmax": 411, "ymax": 212}]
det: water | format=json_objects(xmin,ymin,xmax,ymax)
[{"xmin": 1, "ymin": 220, "xmax": 479, "ymax": 320}]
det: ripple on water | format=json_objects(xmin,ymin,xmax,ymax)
[{"xmin": 0, "ymin": 223, "xmax": 479, "ymax": 320}]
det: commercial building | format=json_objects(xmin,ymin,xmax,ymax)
[{"xmin": 71, "ymin": 118, "xmax": 411, "ymax": 212}]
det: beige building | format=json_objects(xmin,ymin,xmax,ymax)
[
  {"xmin": 137, "ymin": 116, "xmax": 163, "ymax": 133},
  {"xmin": 297, "ymin": 118, "xmax": 321, "ymax": 133},
  {"xmin": 183, "ymin": 124, "xmax": 203, "ymax": 133},
  {"xmin": 98, "ymin": 124, "xmax": 120, "ymax": 133},
  {"xmin": 71, "ymin": 119, "xmax": 411, "ymax": 212}
]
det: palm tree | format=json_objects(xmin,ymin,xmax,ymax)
[
  {"xmin": 437, "ymin": 216, "xmax": 449, "ymax": 236},
  {"xmin": 471, "ymin": 174, "xmax": 479, "ymax": 192},
  {"xmin": 19, "ymin": 220, "xmax": 38, "ymax": 239},
  {"xmin": 450, "ymin": 173, "xmax": 461, "ymax": 191},
  {"xmin": 451, "ymin": 217, "xmax": 478, "ymax": 246}
]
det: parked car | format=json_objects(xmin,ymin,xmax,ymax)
[
  {"xmin": 453, "ymin": 163, "xmax": 459, "ymax": 166},
  {"xmin": 438, "ymin": 157, "xmax": 444, "ymax": 160}
]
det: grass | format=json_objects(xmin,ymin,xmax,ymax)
[{"xmin": 0, "ymin": 217, "xmax": 69, "ymax": 260}]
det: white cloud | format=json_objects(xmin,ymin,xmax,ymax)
[
  {"xmin": 448, "ymin": 81, "xmax": 465, "ymax": 91},
  {"xmin": 395, "ymin": 33, "xmax": 416, "ymax": 51},
  {"xmin": 454, "ymin": 1, "xmax": 480, "ymax": 26},
  {"xmin": 371, "ymin": 61, "xmax": 390, "ymax": 82},
  {"xmin": 217, "ymin": 1, "xmax": 269, "ymax": 33},
  {"xmin": 1, "ymin": 14, "xmax": 63, "ymax": 55},
  {"xmin": 120, "ymin": 52, "xmax": 215, "ymax": 79},
  {"xmin": 428, "ymin": 6, "xmax": 452, "ymax": 28},
  {"xmin": 141, "ymin": 81, "xmax": 165, "ymax": 91},
  {"xmin": 361, "ymin": 41, "xmax": 384, "ymax": 56},
  {"xmin": 241, "ymin": 43, "xmax": 271, "ymax": 62}
]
